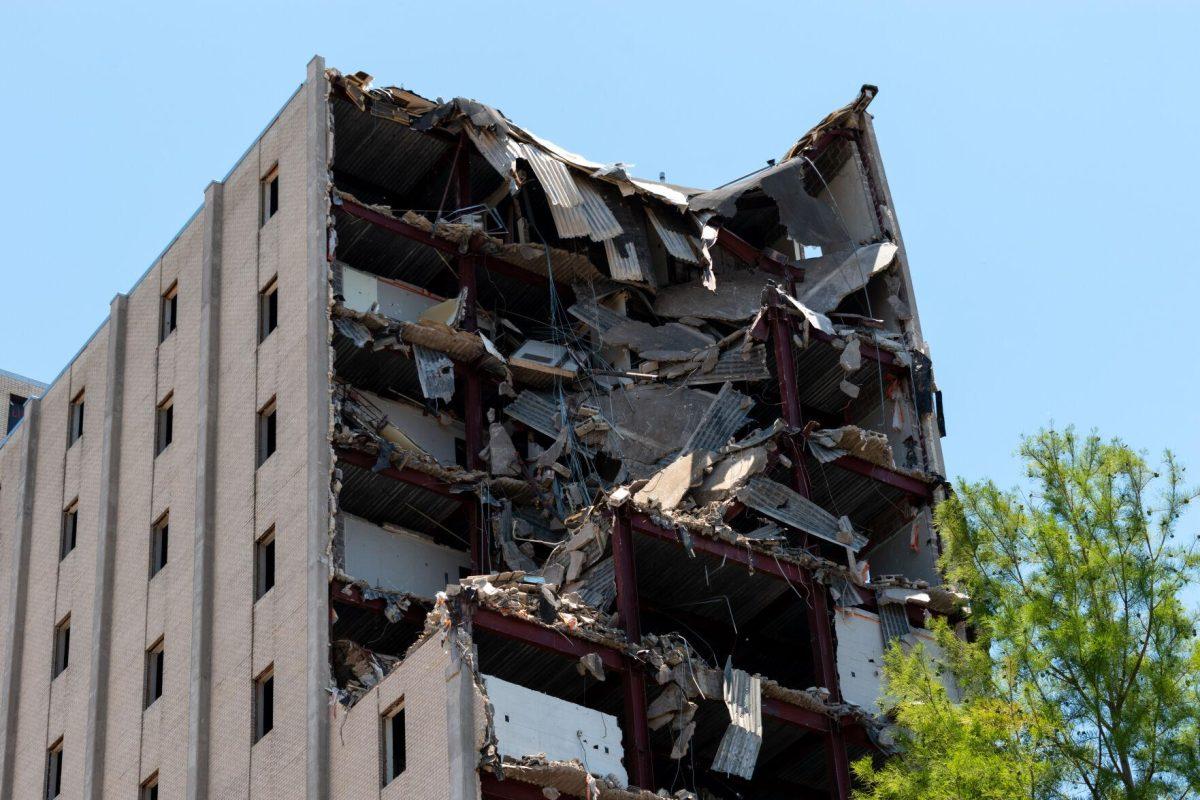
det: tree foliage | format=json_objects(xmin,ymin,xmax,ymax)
[{"xmin": 855, "ymin": 428, "xmax": 1200, "ymax": 800}]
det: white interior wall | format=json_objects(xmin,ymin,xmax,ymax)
[
  {"xmin": 341, "ymin": 512, "xmax": 470, "ymax": 597},
  {"xmin": 817, "ymin": 146, "xmax": 880, "ymax": 246},
  {"xmin": 484, "ymin": 675, "xmax": 627, "ymax": 784},
  {"xmin": 341, "ymin": 264, "xmax": 442, "ymax": 321},
  {"xmin": 835, "ymin": 607, "xmax": 959, "ymax": 715},
  {"xmin": 356, "ymin": 387, "xmax": 463, "ymax": 465}
]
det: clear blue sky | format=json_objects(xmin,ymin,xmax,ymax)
[{"xmin": 2, "ymin": 1, "xmax": 1198, "ymax": 499}]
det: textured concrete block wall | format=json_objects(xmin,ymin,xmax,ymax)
[
  {"xmin": 330, "ymin": 635, "xmax": 469, "ymax": 800},
  {"xmin": 0, "ymin": 67, "xmax": 324, "ymax": 799}
]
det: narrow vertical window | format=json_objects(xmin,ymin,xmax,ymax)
[
  {"xmin": 61, "ymin": 501, "xmax": 78, "ymax": 560},
  {"xmin": 257, "ymin": 399, "xmax": 277, "ymax": 466},
  {"xmin": 254, "ymin": 667, "xmax": 274, "ymax": 742},
  {"xmin": 68, "ymin": 390, "xmax": 85, "ymax": 445},
  {"xmin": 46, "ymin": 739, "xmax": 63, "ymax": 799},
  {"xmin": 145, "ymin": 639, "xmax": 164, "ymax": 707},
  {"xmin": 52, "ymin": 616, "xmax": 70, "ymax": 678},
  {"xmin": 160, "ymin": 283, "xmax": 178, "ymax": 342},
  {"xmin": 382, "ymin": 701, "xmax": 406, "ymax": 785},
  {"xmin": 140, "ymin": 774, "xmax": 159, "ymax": 800},
  {"xmin": 258, "ymin": 278, "xmax": 279, "ymax": 342},
  {"xmin": 261, "ymin": 166, "xmax": 279, "ymax": 226},
  {"xmin": 155, "ymin": 394, "xmax": 173, "ymax": 455},
  {"xmin": 150, "ymin": 512, "xmax": 169, "ymax": 577},
  {"xmin": 6, "ymin": 393, "xmax": 27, "ymax": 434},
  {"xmin": 255, "ymin": 527, "xmax": 275, "ymax": 600}
]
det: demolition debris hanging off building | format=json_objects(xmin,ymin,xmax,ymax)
[{"xmin": 0, "ymin": 58, "xmax": 964, "ymax": 800}]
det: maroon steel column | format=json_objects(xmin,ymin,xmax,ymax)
[
  {"xmin": 768, "ymin": 295, "xmax": 812, "ymax": 498},
  {"xmin": 611, "ymin": 512, "xmax": 654, "ymax": 790},
  {"xmin": 771, "ymin": 293, "xmax": 851, "ymax": 799},
  {"xmin": 454, "ymin": 133, "xmax": 486, "ymax": 572}
]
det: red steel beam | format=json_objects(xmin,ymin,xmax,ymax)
[
  {"xmin": 471, "ymin": 607, "xmax": 626, "ymax": 672},
  {"xmin": 768, "ymin": 296, "xmax": 813, "ymax": 497},
  {"xmin": 716, "ymin": 227, "xmax": 805, "ymax": 282},
  {"xmin": 333, "ymin": 446, "xmax": 467, "ymax": 502},
  {"xmin": 481, "ymin": 775, "xmax": 565, "ymax": 800},
  {"xmin": 628, "ymin": 511, "xmax": 811, "ymax": 586},
  {"xmin": 334, "ymin": 197, "xmax": 570, "ymax": 293},
  {"xmin": 761, "ymin": 697, "xmax": 831, "ymax": 733},
  {"xmin": 611, "ymin": 513, "xmax": 654, "ymax": 790},
  {"xmin": 831, "ymin": 454, "xmax": 933, "ymax": 501}
]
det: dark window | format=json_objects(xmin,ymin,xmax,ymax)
[
  {"xmin": 61, "ymin": 503, "xmax": 78, "ymax": 559},
  {"xmin": 259, "ymin": 280, "xmax": 278, "ymax": 342},
  {"xmin": 151, "ymin": 514, "xmax": 169, "ymax": 577},
  {"xmin": 257, "ymin": 401, "xmax": 277, "ymax": 466},
  {"xmin": 145, "ymin": 641, "xmax": 164, "ymax": 707},
  {"xmin": 6, "ymin": 393, "xmax": 27, "ymax": 435},
  {"xmin": 256, "ymin": 529, "xmax": 275, "ymax": 600},
  {"xmin": 52, "ymin": 617, "xmax": 70, "ymax": 678},
  {"xmin": 46, "ymin": 741, "xmax": 63, "ymax": 799},
  {"xmin": 68, "ymin": 392, "xmax": 84, "ymax": 445},
  {"xmin": 261, "ymin": 167, "xmax": 279, "ymax": 226},
  {"xmin": 141, "ymin": 775, "xmax": 158, "ymax": 800},
  {"xmin": 160, "ymin": 284, "xmax": 178, "ymax": 342},
  {"xmin": 254, "ymin": 668, "xmax": 274, "ymax": 742},
  {"xmin": 382, "ymin": 704, "xmax": 406, "ymax": 785},
  {"xmin": 155, "ymin": 396, "xmax": 173, "ymax": 455}
]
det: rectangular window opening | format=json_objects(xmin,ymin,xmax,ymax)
[
  {"xmin": 61, "ymin": 501, "xmax": 78, "ymax": 560},
  {"xmin": 257, "ymin": 399, "xmax": 277, "ymax": 467},
  {"xmin": 254, "ymin": 667, "xmax": 274, "ymax": 742},
  {"xmin": 46, "ymin": 739, "xmax": 63, "ymax": 800},
  {"xmin": 6, "ymin": 393, "xmax": 27, "ymax": 435},
  {"xmin": 382, "ymin": 701, "xmax": 406, "ymax": 785},
  {"xmin": 160, "ymin": 283, "xmax": 178, "ymax": 342},
  {"xmin": 145, "ymin": 639, "xmax": 164, "ymax": 708},
  {"xmin": 68, "ymin": 390, "xmax": 85, "ymax": 445},
  {"xmin": 259, "ymin": 278, "xmax": 279, "ymax": 342},
  {"xmin": 150, "ymin": 512, "xmax": 169, "ymax": 577},
  {"xmin": 140, "ymin": 774, "xmax": 159, "ymax": 800},
  {"xmin": 52, "ymin": 616, "xmax": 70, "ymax": 679},
  {"xmin": 261, "ymin": 166, "xmax": 279, "ymax": 226},
  {"xmin": 155, "ymin": 394, "xmax": 174, "ymax": 455},
  {"xmin": 255, "ymin": 528, "xmax": 276, "ymax": 600}
]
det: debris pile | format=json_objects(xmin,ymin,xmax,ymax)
[{"xmin": 323, "ymin": 68, "xmax": 958, "ymax": 797}]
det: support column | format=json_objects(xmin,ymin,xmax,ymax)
[
  {"xmin": 769, "ymin": 293, "xmax": 851, "ymax": 799},
  {"xmin": 303, "ymin": 54, "xmax": 333, "ymax": 800},
  {"xmin": 768, "ymin": 295, "xmax": 812, "ymax": 498},
  {"xmin": 82, "ymin": 293, "xmax": 129, "ymax": 800},
  {"xmin": 186, "ymin": 179, "xmax": 224, "ymax": 800},
  {"xmin": 611, "ymin": 512, "xmax": 654, "ymax": 790},
  {"xmin": 455, "ymin": 132, "xmax": 487, "ymax": 573},
  {"xmin": 0, "ymin": 397, "xmax": 40, "ymax": 798}
]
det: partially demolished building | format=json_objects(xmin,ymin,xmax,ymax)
[{"xmin": 0, "ymin": 57, "xmax": 964, "ymax": 800}]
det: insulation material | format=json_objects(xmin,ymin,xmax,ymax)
[
  {"xmin": 412, "ymin": 344, "xmax": 455, "ymax": 402},
  {"xmin": 738, "ymin": 477, "xmax": 868, "ymax": 551},
  {"xmin": 807, "ymin": 426, "xmax": 896, "ymax": 469},
  {"xmin": 711, "ymin": 660, "xmax": 762, "ymax": 780}
]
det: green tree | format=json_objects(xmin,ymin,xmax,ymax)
[{"xmin": 855, "ymin": 428, "xmax": 1200, "ymax": 800}]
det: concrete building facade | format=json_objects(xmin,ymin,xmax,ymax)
[{"xmin": 0, "ymin": 57, "xmax": 962, "ymax": 800}]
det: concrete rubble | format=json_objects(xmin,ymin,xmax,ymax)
[{"xmin": 323, "ymin": 69, "xmax": 960, "ymax": 798}]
